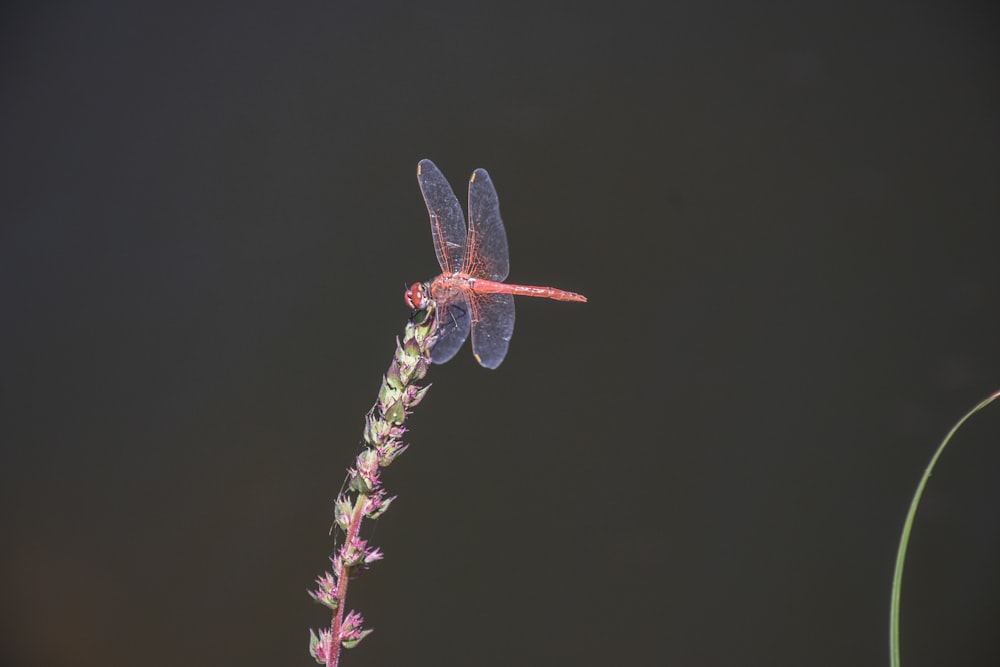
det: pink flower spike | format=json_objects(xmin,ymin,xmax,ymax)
[
  {"xmin": 354, "ymin": 449, "xmax": 381, "ymax": 491},
  {"xmin": 341, "ymin": 609, "xmax": 364, "ymax": 633},
  {"xmin": 307, "ymin": 306, "xmax": 436, "ymax": 663},
  {"xmin": 339, "ymin": 536, "xmax": 373, "ymax": 568},
  {"xmin": 376, "ymin": 439, "xmax": 408, "ymax": 467},
  {"xmin": 339, "ymin": 609, "xmax": 374, "ymax": 648},
  {"xmin": 308, "ymin": 572, "xmax": 339, "ymax": 610},
  {"xmin": 364, "ymin": 493, "xmax": 396, "ymax": 519},
  {"xmin": 404, "ymin": 383, "xmax": 431, "ymax": 408},
  {"xmin": 308, "ymin": 628, "xmax": 333, "ymax": 664},
  {"xmin": 334, "ymin": 495, "xmax": 353, "ymax": 532}
]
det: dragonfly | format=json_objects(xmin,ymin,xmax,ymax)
[{"xmin": 405, "ymin": 159, "xmax": 587, "ymax": 369}]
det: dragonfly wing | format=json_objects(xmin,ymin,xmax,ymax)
[
  {"xmin": 417, "ymin": 159, "xmax": 466, "ymax": 274},
  {"xmin": 469, "ymin": 292, "xmax": 515, "ymax": 369},
  {"xmin": 466, "ymin": 168, "xmax": 510, "ymax": 281},
  {"xmin": 429, "ymin": 298, "xmax": 472, "ymax": 365}
]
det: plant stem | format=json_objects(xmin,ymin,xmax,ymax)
[
  {"xmin": 889, "ymin": 389, "xmax": 1000, "ymax": 667},
  {"xmin": 327, "ymin": 494, "xmax": 368, "ymax": 667}
]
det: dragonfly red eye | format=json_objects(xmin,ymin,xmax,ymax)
[{"xmin": 405, "ymin": 282, "xmax": 426, "ymax": 310}]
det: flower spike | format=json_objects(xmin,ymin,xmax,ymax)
[{"xmin": 310, "ymin": 308, "xmax": 437, "ymax": 666}]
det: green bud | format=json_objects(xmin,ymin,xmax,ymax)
[{"xmin": 384, "ymin": 398, "xmax": 406, "ymax": 425}]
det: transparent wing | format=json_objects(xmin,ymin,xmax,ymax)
[
  {"xmin": 417, "ymin": 159, "xmax": 466, "ymax": 274},
  {"xmin": 429, "ymin": 298, "xmax": 472, "ymax": 365},
  {"xmin": 465, "ymin": 168, "xmax": 510, "ymax": 281},
  {"xmin": 468, "ymin": 292, "xmax": 515, "ymax": 369}
]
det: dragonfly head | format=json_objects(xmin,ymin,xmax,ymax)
[{"xmin": 405, "ymin": 282, "xmax": 428, "ymax": 310}]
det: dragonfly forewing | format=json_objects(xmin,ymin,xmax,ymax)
[
  {"xmin": 417, "ymin": 159, "xmax": 467, "ymax": 274},
  {"xmin": 466, "ymin": 168, "xmax": 510, "ymax": 282}
]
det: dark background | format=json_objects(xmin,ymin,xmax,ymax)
[{"xmin": 2, "ymin": 2, "xmax": 998, "ymax": 666}]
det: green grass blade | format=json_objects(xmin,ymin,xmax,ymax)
[{"xmin": 889, "ymin": 389, "xmax": 1000, "ymax": 667}]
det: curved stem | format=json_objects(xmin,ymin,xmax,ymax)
[{"xmin": 890, "ymin": 389, "xmax": 1000, "ymax": 667}]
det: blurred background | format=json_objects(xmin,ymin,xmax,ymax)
[{"xmin": 2, "ymin": 2, "xmax": 998, "ymax": 665}]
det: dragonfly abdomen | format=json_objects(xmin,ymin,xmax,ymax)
[{"xmin": 469, "ymin": 278, "xmax": 588, "ymax": 303}]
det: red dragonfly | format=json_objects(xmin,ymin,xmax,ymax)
[{"xmin": 405, "ymin": 159, "xmax": 587, "ymax": 369}]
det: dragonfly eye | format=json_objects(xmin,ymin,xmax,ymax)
[{"xmin": 405, "ymin": 282, "xmax": 426, "ymax": 310}]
